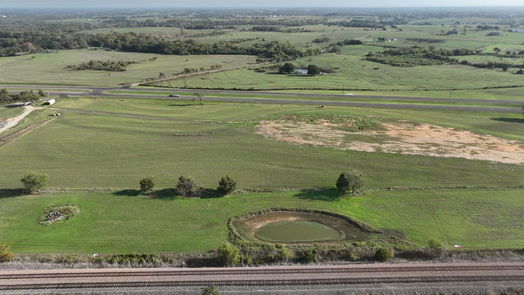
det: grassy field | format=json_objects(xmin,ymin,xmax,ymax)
[
  {"xmin": 270, "ymin": 87, "xmax": 524, "ymax": 101},
  {"xmin": 152, "ymin": 46, "xmax": 524, "ymax": 91},
  {"xmin": 0, "ymin": 188, "xmax": 521, "ymax": 254},
  {"xmin": 0, "ymin": 98, "xmax": 522, "ymax": 191},
  {"xmin": 0, "ymin": 49, "xmax": 256, "ymax": 86},
  {"xmin": 0, "ymin": 107, "xmax": 24, "ymax": 121}
]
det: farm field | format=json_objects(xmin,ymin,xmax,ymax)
[
  {"xmin": 0, "ymin": 7, "xmax": 523, "ymax": 258},
  {"xmin": 0, "ymin": 189, "xmax": 521, "ymax": 254},
  {"xmin": 151, "ymin": 49, "xmax": 524, "ymax": 91},
  {"xmin": 0, "ymin": 49, "xmax": 257, "ymax": 86},
  {"xmin": 0, "ymin": 98, "xmax": 523, "ymax": 191}
]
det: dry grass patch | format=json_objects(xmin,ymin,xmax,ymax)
[{"xmin": 257, "ymin": 119, "xmax": 524, "ymax": 165}]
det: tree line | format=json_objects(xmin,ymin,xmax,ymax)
[
  {"xmin": 66, "ymin": 60, "xmax": 140, "ymax": 72},
  {"xmin": 0, "ymin": 89, "xmax": 44, "ymax": 103},
  {"xmin": 0, "ymin": 31, "xmax": 318, "ymax": 61}
]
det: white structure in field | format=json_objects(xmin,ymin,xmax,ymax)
[{"xmin": 44, "ymin": 99, "xmax": 56, "ymax": 105}]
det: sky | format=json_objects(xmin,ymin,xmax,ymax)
[{"xmin": 1, "ymin": 0, "xmax": 524, "ymax": 8}]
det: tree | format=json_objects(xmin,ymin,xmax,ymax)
[
  {"xmin": 0, "ymin": 244, "xmax": 14, "ymax": 262},
  {"xmin": 217, "ymin": 176, "xmax": 236, "ymax": 195},
  {"xmin": 427, "ymin": 239, "xmax": 444, "ymax": 256},
  {"xmin": 336, "ymin": 172, "xmax": 363, "ymax": 195},
  {"xmin": 21, "ymin": 171, "xmax": 48, "ymax": 194},
  {"xmin": 307, "ymin": 64, "xmax": 321, "ymax": 75},
  {"xmin": 216, "ymin": 242, "xmax": 240, "ymax": 266},
  {"xmin": 158, "ymin": 72, "xmax": 166, "ymax": 79},
  {"xmin": 516, "ymin": 69, "xmax": 524, "ymax": 75},
  {"xmin": 176, "ymin": 176, "xmax": 198, "ymax": 197},
  {"xmin": 139, "ymin": 177, "xmax": 155, "ymax": 194},
  {"xmin": 201, "ymin": 285, "xmax": 220, "ymax": 295},
  {"xmin": 279, "ymin": 62, "xmax": 295, "ymax": 74},
  {"xmin": 374, "ymin": 248, "xmax": 394, "ymax": 262},
  {"xmin": 38, "ymin": 89, "xmax": 45, "ymax": 97}
]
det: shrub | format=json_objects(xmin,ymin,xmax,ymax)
[
  {"xmin": 176, "ymin": 176, "xmax": 198, "ymax": 197},
  {"xmin": 307, "ymin": 64, "xmax": 321, "ymax": 75},
  {"xmin": 139, "ymin": 177, "xmax": 155, "ymax": 193},
  {"xmin": 336, "ymin": 172, "xmax": 363, "ymax": 194},
  {"xmin": 427, "ymin": 239, "xmax": 444, "ymax": 256},
  {"xmin": 217, "ymin": 176, "xmax": 236, "ymax": 195},
  {"xmin": 0, "ymin": 244, "xmax": 14, "ymax": 262},
  {"xmin": 216, "ymin": 242, "xmax": 240, "ymax": 266},
  {"xmin": 279, "ymin": 63, "xmax": 295, "ymax": 74},
  {"xmin": 302, "ymin": 248, "xmax": 317, "ymax": 263},
  {"xmin": 375, "ymin": 248, "xmax": 394, "ymax": 262},
  {"xmin": 21, "ymin": 171, "xmax": 48, "ymax": 194},
  {"xmin": 202, "ymin": 285, "xmax": 220, "ymax": 295}
]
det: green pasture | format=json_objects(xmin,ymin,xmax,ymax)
[
  {"xmin": 0, "ymin": 98, "xmax": 522, "ymax": 191},
  {"xmin": 0, "ymin": 188, "xmax": 522, "ymax": 253},
  {"xmin": 152, "ymin": 48, "xmax": 524, "ymax": 91},
  {"xmin": 0, "ymin": 49, "xmax": 256, "ymax": 87}
]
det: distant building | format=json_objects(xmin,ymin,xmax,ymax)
[
  {"xmin": 44, "ymin": 99, "xmax": 56, "ymax": 106},
  {"xmin": 509, "ymin": 28, "xmax": 524, "ymax": 33}
]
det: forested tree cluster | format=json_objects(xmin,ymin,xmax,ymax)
[
  {"xmin": 0, "ymin": 89, "xmax": 43, "ymax": 103},
  {"xmin": 0, "ymin": 31, "xmax": 318, "ymax": 61},
  {"xmin": 66, "ymin": 60, "xmax": 139, "ymax": 71},
  {"xmin": 366, "ymin": 46, "xmax": 478, "ymax": 67}
]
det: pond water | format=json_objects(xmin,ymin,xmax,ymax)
[{"xmin": 255, "ymin": 221, "xmax": 341, "ymax": 242}]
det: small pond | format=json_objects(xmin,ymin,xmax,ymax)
[{"xmin": 255, "ymin": 221, "xmax": 342, "ymax": 243}]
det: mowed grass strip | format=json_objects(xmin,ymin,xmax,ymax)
[{"xmin": 0, "ymin": 189, "xmax": 522, "ymax": 254}]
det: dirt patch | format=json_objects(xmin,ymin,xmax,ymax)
[{"xmin": 257, "ymin": 120, "xmax": 524, "ymax": 165}]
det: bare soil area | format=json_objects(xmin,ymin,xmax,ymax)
[{"xmin": 257, "ymin": 120, "xmax": 524, "ymax": 165}]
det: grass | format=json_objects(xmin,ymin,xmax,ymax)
[
  {"xmin": 0, "ymin": 107, "xmax": 24, "ymax": 121},
  {"xmin": 151, "ymin": 47, "xmax": 524, "ymax": 91},
  {"xmin": 0, "ymin": 49, "xmax": 256, "ymax": 87},
  {"xmin": 0, "ymin": 98, "xmax": 523, "ymax": 191},
  {"xmin": 0, "ymin": 188, "xmax": 521, "ymax": 254}
]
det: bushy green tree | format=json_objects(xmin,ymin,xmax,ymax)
[
  {"xmin": 279, "ymin": 62, "xmax": 295, "ymax": 74},
  {"xmin": 216, "ymin": 242, "xmax": 240, "ymax": 266},
  {"xmin": 336, "ymin": 172, "xmax": 363, "ymax": 194},
  {"xmin": 217, "ymin": 176, "xmax": 236, "ymax": 195},
  {"xmin": 21, "ymin": 171, "xmax": 48, "ymax": 194},
  {"xmin": 176, "ymin": 176, "xmax": 198, "ymax": 197},
  {"xmin": 307, "ymin": 64, "xmax": 321, "ymax": 75},
  {"xmin": 139, "ymin": 177, "xmax": 155, "ymax": 193}
]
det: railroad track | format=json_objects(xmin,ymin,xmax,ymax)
[{"xmin": 1, "ymin": 263, "xmax": 523, "ymax": 291}]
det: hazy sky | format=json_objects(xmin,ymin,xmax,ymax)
[{"xmin": 2, "ymin": 0, "xmax": 524, "ymax": 7}]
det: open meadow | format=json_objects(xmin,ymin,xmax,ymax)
[
  {"xmin": 0, "ymin": 7, "xmax": 523, "ymax": 258},
  {"xmin": 0, "ymin": 96, "xmax": 523, "ymax": 254}
]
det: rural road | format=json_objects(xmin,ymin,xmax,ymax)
[
  {"xmin": 1, "ymin": 84, "xmax": 523, "ymax": 113},
  {"xmin": 1, "ymin": 263, "xmax": 523, "ymax": 294},
  {"xmin": 0, "ymin": 106, "xmax": 38, "ymax": 135}
]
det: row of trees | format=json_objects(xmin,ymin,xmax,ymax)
[
  {"xmin": 65, "ymin": 60, "xmax": 139, "ymax": 72},
  {"xmin": 366, "ymin": 46, "xmax": 479, "ymax": 67},
  {"xmin": 21, "ymin": 170, "xmax": 362, "ymax": 198},
  {"xmin": 0, "ymin": 89, "xmax": 45, "ymax": 103},
  {"xmin": 139, "ymin": 176, "xmax": 237, "ymax": 197}
]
